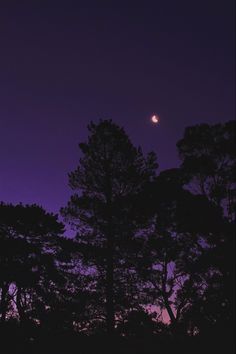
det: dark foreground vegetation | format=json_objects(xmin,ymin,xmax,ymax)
[
  {"xmin": 0, "ymin": 120, "xmax": 235, "ymax": 353},
  {"xmin": 0, "ymin": 326, "xmax": 234, "ymax": 354}
]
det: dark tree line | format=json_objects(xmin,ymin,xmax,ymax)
[{"xmin": 0, "ymin": 120, "xmax": 235, "ymax": 352}]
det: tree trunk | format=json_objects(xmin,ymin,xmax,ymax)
[
  {"xmin": 105, "ymin": 172, "xmax": 115, "ymax": 335},
  {"xmin": 163, "ymin": 294, "xmax": 176, "ymax": 325},
  {"xmin": 106, "ymin": 234, "xmax": 115, "ymax": 335},
  {"xmin": 16, "ymin": 287, "xmax": 26, "ymax": 323},
  {"xmin": 0, "ymin": 282, "xmax": 9, "ymax": 323},
  {"xmin": 161, "ymin": 258, "xmax": 177, "ymax": 326}
]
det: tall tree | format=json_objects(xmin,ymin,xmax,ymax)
[
  {"xmin": 140, "ymin": 168, "xmax": 223, "ymax": 333},
  {"xmin": 176, "ymin": 121, "xmax": 236, "ymax": 334},
  {"xmin": 61, "ymin": 120, "xmax": 157, "ymax": 334}
]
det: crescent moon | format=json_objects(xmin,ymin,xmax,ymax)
[{"xmin": 151, "ymin": 115, "xmax": 159, "ymax": 124}]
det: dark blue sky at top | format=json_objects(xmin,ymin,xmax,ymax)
[{"xmin": 0, "ymin": 0, "xmax": 235, "ymax": 214}]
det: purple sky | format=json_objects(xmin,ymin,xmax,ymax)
[{"xmin": 0, "ymin": 0, "xmax": 235, "ymax": 214}]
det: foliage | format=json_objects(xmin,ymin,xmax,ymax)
[
  {"xmin": 61, "ymin": 120, "xmax": 158, "ymax": 333},
  {"xmin": 0, "ymin": 119, "xmax": 234, "ymax": 348}
]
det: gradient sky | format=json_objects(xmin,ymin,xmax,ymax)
[{"xmin": 0, "ymin": 0, "xmax": 235, "ymax": 215}]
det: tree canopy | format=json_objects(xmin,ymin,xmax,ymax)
[{"xmin": 0, "ymin": 119, "xmax": 235, "ymax": 353}]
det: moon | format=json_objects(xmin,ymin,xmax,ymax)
[{"xmin": 151, "ymin": 114, "xmax": 159, "ymax": 124}]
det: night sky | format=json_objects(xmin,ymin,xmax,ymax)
[{"xmin": 0, "ymin": 0, "xmax": 235, "ymax": 214}]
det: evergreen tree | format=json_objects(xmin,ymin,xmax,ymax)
[{"xmin": 61, "ymin": 120, "xmax": 157, "ymax": 334}]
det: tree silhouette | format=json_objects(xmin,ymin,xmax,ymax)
[
  {"xmin": 0, "ymin": 119, "xmax": 235, "ymax": 353},
  {"xmin": 61, "ymin": 120, "xmax": 157, "ymax": 334},
  {"xmin": 177, "ymin": 120, "xmax": 236, "ymax": 221},
  {"xmin": 176, "ymin": 121, "xmax": 236, "ymax": 335},
  {"xmin": 138, "ymin": 168, "xmax": 224, "ymax": 334},
  {"xmin": 0, "ymin": 203, "xmax": 69, "ymax": 329}
]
